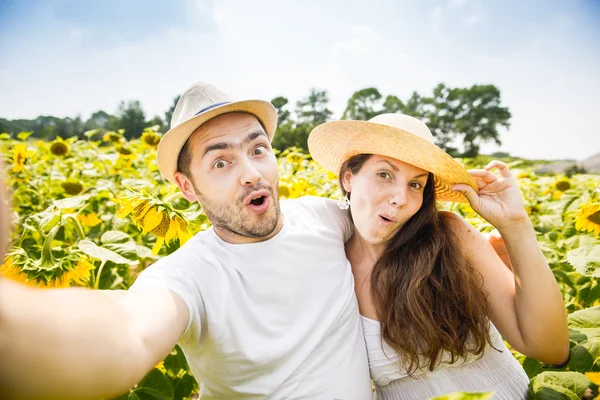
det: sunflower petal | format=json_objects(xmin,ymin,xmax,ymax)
[
  {"xmin": 164, "ymin": 218, "xmax": 178, "ymax": 243},
  {"xmin": 142, "ymin": 207, "xmax": 163, "ymax": 235}
]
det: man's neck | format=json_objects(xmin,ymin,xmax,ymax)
[{"xmin": 213, "ymin": 215, "xmax": 285, "ymax": 245}]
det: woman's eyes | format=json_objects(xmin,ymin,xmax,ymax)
[{"xmin": 377, "ymin": 171, "xmax": 423, "ymax": 190}]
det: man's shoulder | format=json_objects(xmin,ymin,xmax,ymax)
[
  {"xmin": 282, "ymin": 196, "xmax": 350, "ymax": 238},
  {"xmin": 282, "ymin": 196, "xmax": 337, "ymax": 214},
  {"xmin": 144, "ymin": 228, "xmax": 218, "ymax": 271}
]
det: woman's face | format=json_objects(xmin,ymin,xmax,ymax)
[{"xmin": 342, "ymin": 155, "xmax": 429, "ymax": 246}]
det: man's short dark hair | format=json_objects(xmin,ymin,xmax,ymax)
[{"xmin": 177, "ymin": 139, "xmax": 193, "ymax": 179}]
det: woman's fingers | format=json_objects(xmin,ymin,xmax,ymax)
[
  {"xmin": 452, "ymin": 184, "xmax": 479, "ymax": 205},
  {"xmin": 485, "ymin": 160, "xmax": 513, "ymax": 178},
  {"xmin": 475, "ymin": 177, "xmax": 487, "ymax": 190},
  {"xmin": 469, "ymin": 169, "xmax": 499, "ymax": 183}
]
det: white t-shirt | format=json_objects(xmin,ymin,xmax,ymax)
[{"xmin": 130, "ymin": 196, "xmax": 372, "ymax": 399}]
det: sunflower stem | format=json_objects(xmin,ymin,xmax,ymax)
[
  {"xmin": 39, "ymin": 224, "xmax": 61, "ymax": 269},
  {"xmin": 163, "ymin": 192, "xmax": 183, "ymax": 203},
  {"xmin": 63, "ymin": 214, "xmax": 86, "ymax": 240},
  {"xmin": 94, "ymin": 260, "xmax": 107, "ymax": 290}
]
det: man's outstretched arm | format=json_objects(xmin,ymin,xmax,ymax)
[{"xmin": 0, "ymin": 278, "xmax": 189, "ymax": 400}]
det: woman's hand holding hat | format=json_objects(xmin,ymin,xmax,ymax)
[{"xmin": 451, "ymin": 160, "xmax": 529, "ymax": 232}]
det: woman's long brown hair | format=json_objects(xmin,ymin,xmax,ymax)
[{"xmin": 340, "ymin": 154, "xmax": 494, "ymax": 373}]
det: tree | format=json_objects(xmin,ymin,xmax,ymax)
[
  {"xmin": 382, "ymin": 95, "xmax": 405, "ymax": 114},
  {"xmin": 85, "ymin": 110, "xmax": 110, "ymax": 130},
  {"xmin": 417, "ymin": 83, "xmax": 511, "ymax": 157},
  {"xmin": 342, "ymin": 87, "xmax": 383, "ymax": 120},
  {"xmin": 272, "ymin": 88, "xmax": 333, "ymax": 151},
  {"xmin": 295, "ymin": 88, "xmax": 333, "ymax": 128},
  {"xmin": 164, "ymin": 95, "xmax": 180, "ymax": 129},
  {"xmin": 271, "ymin": 96, "xmax": 291, "ymax": 125},
  {"xmin": 146, "ymin": 116, "xmax": 166, "ymax": 133},
  {"xmin": 270, "ymin": 96, "xmax": 295, "ymax": 151},
  {"xmin": 116, "ymin": 100, "xmax": 146, "ymax": 139}
]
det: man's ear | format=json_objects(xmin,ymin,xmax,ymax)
[
  {"xmin": 341, "ymin": 169, "xmax": 352, "ymax": 193},
  {"xmin": 173, "ymin": 172, "xmax": 197, "ymax": 202}
]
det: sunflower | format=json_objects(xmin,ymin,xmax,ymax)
[
  {"xmin": 103, "ymin": 131, "xmax": 125, "ymax": 143},
  {"xmin": 62, "ymin": 256, "xmax": 95, "ymax": 286},
  {"xmin": 50, "ymin": 137, "xmax": 70, "ymax": 156},
  {"xmin": 552, "ymin": 191, "xmax": 563, "ymax": 201},
  {"xmin": 77, "ymin": 212, "xmax": 102, "ymax": 227},
  {"xmin": 113, "ymin": 193, "xmax": 193, "ymax": 254},
  {"xmin": 142, "ymin": 130, "xmax": 162, "ymax": 147},
  {"xmin": 574, "ymin": 202, "xmax": 600, "ymax": 237},
  {"xmin": 0, "ymin": 256, "xmax": 28, "ymax": 284},
  {"xmin": 11, "ymin": 143, "xmax": 33, "ymax": 173},
  {"xmin": 61, "ymin": 179, "xmax": 84, "ymax": 195},
  {"xmin": 554, "ymin": 178, "xmax": 571, "ymax": 192},
  {"xmin": 0, "ymin": 254, "xmax": 94, "ymax": 288},
  {"xmin": 585, "ymin": 372, "xmax": 600, "ymax": 385}
]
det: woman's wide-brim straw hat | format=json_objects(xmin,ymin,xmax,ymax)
[
  {"xmin": 157, "ymin": 82, "xmax": 278, "ymax": 183},
  {"xmin": 308, "ymin": 114, "xmax": 477, "ymax": 203}
]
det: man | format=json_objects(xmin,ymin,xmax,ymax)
[{"xmin": 0, "ymin": 82, "xmax": 372, "ymax": 399}]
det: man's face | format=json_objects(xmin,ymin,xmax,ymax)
[{"xmin": 174, "ymin": 112, "xmax": 282, "ymax": 244}]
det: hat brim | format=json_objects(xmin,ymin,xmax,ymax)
[
  {"xmin": 308, "ymin": 120, "xmax": 477, "ymax": 203},
  {"xmin": 157, "ymin": 99, "xmax": 278, "ymax": 183}
]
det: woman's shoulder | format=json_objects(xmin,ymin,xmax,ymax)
[
  {"xmin": 438, "ymin": 211, "xmax": 486, "ymax": 255},
  {"xmin": 438, "ymin": 211, "xmax": 474, "ymax": 235}
]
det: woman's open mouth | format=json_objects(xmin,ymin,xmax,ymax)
[{"xmin": 378, "ymin": 214, "xmax": 396, "ymax": 224}]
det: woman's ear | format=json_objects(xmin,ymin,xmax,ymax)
[{"xmin": 341, "ymin": 169, "xmax": 352, "ymax": 193}]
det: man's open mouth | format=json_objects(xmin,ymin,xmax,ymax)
[{"xmin": 250, "ymin": 196, "xmax": 265, "ymax": 206}]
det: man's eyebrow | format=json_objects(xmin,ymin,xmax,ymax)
[
  {"xmin": 203, "ymin": 142, "xmax": 231, "ymax": 158},
  {"xmin": 243, "ymin": 131, "xmax": 268, "ymax": 144},
  {"xmin": 202, "ymin": 131, "xmax": 268, "ymax": 158},
  {"xmin": 381, "ymin": 160, "xmax": 428, "ymax": 179}
]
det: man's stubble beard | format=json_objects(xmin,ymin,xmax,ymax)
[{"xmin": 192, "ymin": 180, "xmax": 281, "ymax": 239}]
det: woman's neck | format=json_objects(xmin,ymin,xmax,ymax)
[{"xmin": 345, "ymin": 233, "xmax": 386, "ymax": 270}]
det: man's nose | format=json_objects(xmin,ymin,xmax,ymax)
[{"xmin": 239, "ymin": 157, "xmax": 261, "ymax": 186}]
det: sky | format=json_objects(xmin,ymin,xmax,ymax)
[{"xmin": 0, "ymin": 0, "xmax": 598, "ymax": 160}]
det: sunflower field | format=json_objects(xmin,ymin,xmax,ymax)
[{"xmin": 0, "ymin": 128, "xmax": 599, "ymax": 400}]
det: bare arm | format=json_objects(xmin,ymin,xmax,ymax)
[
  {"xmin": 0, "ymin": 278, "xmax": 189, "ymax": 400},
  {"xmin": 452, "ymin": 160, "xmax": 569, "ymax": 366}
]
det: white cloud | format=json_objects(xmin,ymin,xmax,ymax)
[
  {"xmin": 449, "ymin": 0, "xmax": 467, "ymax": 8},
  {"xmin": 464, "ymin": 13, "xmax": 484, "ymax": 26}
]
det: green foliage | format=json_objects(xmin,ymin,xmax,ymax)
[
  {"xmin": 567, "ymin": 245, "xmax": 600, "ymax": 277},
  {"xmin": 113, "ymin": 369, "xmax": 174, "ymax": 400},
  {"xmin": 430, "ymin": 392, "xmax": 494, "ymax": 399},
  {"xmin": 342, "ymin": 87, "xmax": 383, "ymax": 120},
  {"xmin": 528, "ymin": 371, "xmax": 594, "ymax": 399},
  {"xmin": 1, "ymin": 129, "xmax": 599, "ymax": 398}
]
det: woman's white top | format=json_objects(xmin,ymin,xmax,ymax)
[{"xmin": 361, "ymin": 315, "xmax": 530, "ymax": 400}]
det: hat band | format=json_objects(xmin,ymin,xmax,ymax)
[{"xmin": 194, "ymin": 101, "xmax": 231, "ymax": 116}]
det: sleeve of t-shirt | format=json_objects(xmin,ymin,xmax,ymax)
[
  {"xmin": 296, "ymin": 196, "xmax": 354, "ymax": 243},
  {"xmin": 128, "ymin": 252, "xmax": 207, "ymax": 346}
]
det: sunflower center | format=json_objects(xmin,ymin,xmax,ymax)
[
  {"xmin": 587, "ymin": 210, "xmax": 600, "ymax": 225},
  {"xmin": 50, "ymin": 142, "xmax": 69, "ymax": 156},
  {"xmin": 555, "ymin": 181, "xmax": 571, "ymax": 192}
]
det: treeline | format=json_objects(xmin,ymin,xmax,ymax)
[
  {"xmin": 1, "ymin": 83, "xmax": 511, "ymax": 157},
  {"xmin": 0, "ymin": 98, "xmax": 177, "ymax": 142}
]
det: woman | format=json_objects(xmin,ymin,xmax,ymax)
[{"xmin": 308, "ymin": 114, "xmax": 569, "ymax": 399}]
